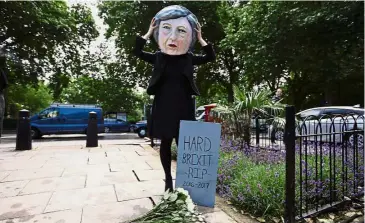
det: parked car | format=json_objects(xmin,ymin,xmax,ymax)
[
  {"xmin": 269, "ymin": 106, "xmax": 364, "ymax": 146},
  {"xmin": 104, "ymin": 118, "xmax": 130, "ymax": 133},
  {"xmin": 30, "ymin": 103, "xmax": 104, "ymax": 139},
  {"xmin": 131, "ymin": 120, "xmax": 147, "ymax": 138}
]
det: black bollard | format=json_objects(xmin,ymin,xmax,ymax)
[
  {"xmin": 16, "ymin": 109, "xmax": 32, "ymax": 150},
  {"xmin": 86, "ymin": 111, "xmax": 98, "ymax": 147}
]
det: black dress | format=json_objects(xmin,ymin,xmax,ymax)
[
  {"xmin": 152, "ymin": 53, "xmax": 195, "ymax": 139},
  {"xmin": 133, "ymin": 36, "xmax": 216, "ymax": 140}
]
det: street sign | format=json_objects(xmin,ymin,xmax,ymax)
[{"xmin": 175, "ymin": 120, "xmax": 221, "ymax": 207}]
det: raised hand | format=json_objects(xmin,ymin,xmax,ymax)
[
  {"xmin": 143, "ymin": 18, "xmax": 157, "ymax": 40},
  {"xmin": 194, "ymin": 22, "xmax": 202, "ymax": 41},
  {"xmin": 195, "ymin": 22, "xmax": 207, "ymax": 46}
]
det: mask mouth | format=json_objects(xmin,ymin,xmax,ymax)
[{"xmin": 168, "ymin": 43, "xmax": 177, "ymax": 48}]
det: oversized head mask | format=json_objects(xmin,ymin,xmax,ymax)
[{"xmin": 153, "ymin": 5, "xmax": 198, "ymax": 55}]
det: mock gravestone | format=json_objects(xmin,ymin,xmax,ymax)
[{"xmin": 175, "ymin": 120, "xmax": 221, "ymax": 207}]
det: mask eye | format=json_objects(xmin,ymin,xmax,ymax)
[{"xmin": 178, "ymin": 28, "xmax": 187, "ymax": 33}]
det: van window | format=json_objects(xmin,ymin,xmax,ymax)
[{"xmin": 39, "ymin": 108, "xmax": 59, "ymax": 119}]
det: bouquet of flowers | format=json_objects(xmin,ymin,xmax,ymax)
[{"xmin": 126, "ymin": 188, "xmax": 206, "ymax": 223}]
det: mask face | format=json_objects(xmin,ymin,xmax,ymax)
[{"xmin": 158, "ymin": 17, "xmax": 192, "ymax": 55}]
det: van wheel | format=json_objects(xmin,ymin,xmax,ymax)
[
  {"xmin": 31, "ymin": 128, "xmax": 41, "ymax": 139},
  {"xmin": 138, "ymin": 128, "xmax": 147, "ymax": 138}
]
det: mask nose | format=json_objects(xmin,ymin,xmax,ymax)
[{"xmin": 169, "ymin": 30, "xmax": 178, "ymax": 41}]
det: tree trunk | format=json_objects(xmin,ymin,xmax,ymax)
[{"xmin": 227, "ymin": 82, "xmax": 234, "ymax": 103}]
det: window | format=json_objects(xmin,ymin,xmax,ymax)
[
  {"xmin": 297, "ymin": 109, "xmax": 321, "ymax": 119},
  {"xmin": 39, "ymin": 108, "xmax": 59, "ymax": 119},
  {"xmin": 323, "ymin": 108, "xmax": 364, "ymax": 116},
  {"xmin": 323, "ymin": 108, "xmax": 348, "ymax": 116}
]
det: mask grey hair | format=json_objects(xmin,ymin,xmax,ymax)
[{"xmin": 153, "ymin": 5, "xmax": 198, "ymax": 51}]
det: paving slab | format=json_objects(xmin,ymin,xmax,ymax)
[
  {"xmin": 109, "ymin": 162, "xmax": 152, "ymax": 172},
  {"xmin": 145, "ymin": 160, "xmax": 163, "ymax": 170},
  {"xmin": 204, "ymin": 211, "xmax": 237, "ymax": 223},
  {"xmin": 37, "ymin": 145, "xmax": 83, "ymax": 150},
  {"xmin": 106, "ymin": 144, "xmax": 145, "ymax": 152},
  {"xmin": 62, "ymin": 164, "xmax": 110, "ymax": 177},
  {"xmin": 81, "ymin": 199, "xmax": 153, "ymax": 223},
  {"xmin": 19, "ymin": 176, "xmax": 86, "ymax": 195},
  {"xmin": 88, "ymin": 156, "xmax": 127, "ymax": 165},
  {"xmin": 135, "ymin": 150, "xmax": 154, "ymax": 156},
  {"xmin": 86, "ymin": 171, "xmax": 138, "ymax": 187},
  {"xmin": 134, "ymin": 169, "xmax": 176, "ymax": 181},
  {"xmin": 13, "ymin": 151, "xmax": 39, "ymax": 157},
  {"xmin": 124, "ymin": 154, "xmax": 160, "ymax": 163},
  {"xmin": 0, "ymin": 180, "xmax": 29, "ymax": 198},
  {"xmin": 119, "ymin": 151, "xmax": 142, "ymax": 160},
  {"xmin": 0, "ymin": 209, "xmax": 82, "ymax": 223},
  {"xmin": 88, "ymin": 147, "xmax": 120, "ymax": 153},
  {"xmin": 44, "ymin": 185, "xmax": 117, "ymax": 213},
  {"xmin": 0, "ymin": 171, "xmax": 11, "ymax": 181},
  {"xmin": 1, "ymin": 167, "xmax": 64, "ymax": 182},
  {"xmin": 0, "ymin": 192, "xmax": 52, "ymax": 220},
  {"xmin": 0, "ymin": 155, "xmax": 32, "ymax": 162},
  {"xmin": 42, "ymin": 157, "xmax": 88, "ymax": 167},
  {"xmin": 114, "ymin": 180, "xmax": 164, "ymax": 201},
  {"xmin": 0, "ymin": 159, "xmax": 47, "ymax": 171}
]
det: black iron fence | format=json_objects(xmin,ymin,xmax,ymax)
[
  {"xmin": 252, "ymin": 116, "xmax": 285, "ymax": 150},
  {"xmin": 284, "ymin": 106, "xmax": 364, "ymax": 222}
]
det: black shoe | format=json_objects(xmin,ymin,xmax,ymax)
[{"xmin": 165, "ymin": 178, "xmax": 173, "ymax": 192}]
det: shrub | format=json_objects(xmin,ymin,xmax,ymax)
[{"xmin": 217, "ymin": 139, "xmax": 364, "ymax": 219}]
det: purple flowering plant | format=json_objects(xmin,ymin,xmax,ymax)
[{"xmin": 217, "ymin": 138, "xmax": 364, "ymax": 219}]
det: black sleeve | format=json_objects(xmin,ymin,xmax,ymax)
[
  {"xmin": 192, "ymin": 43, "xmax": 216, "ymax": 65},
  {"xmin": 0, "ymin": 68, "xmax": 8, "ymax": 90},
  {"xmin": 133, "ymin": 36, "xmax": 156, "ymax": 64}
]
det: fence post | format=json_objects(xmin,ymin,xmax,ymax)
[
  {"xmin": 255, "ymin": 118, "xmax": 260, "ymax": 145},
  {"xmin": 284, "ymin": 106, "xmax": 296, "ymax": 222}
]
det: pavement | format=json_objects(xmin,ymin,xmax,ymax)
[{"xmin": 0, "ymin": 134, "xmax": 237, "ymax": 223}]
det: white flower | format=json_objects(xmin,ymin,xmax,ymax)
[
  {"xmin": 176, "ymin": 187, "xmax": 189, "ymax": 196},
  {"xmin": 163, "ymin": 191, "xmax": 171, "ymax": 200},
  {"xmin": 185, "ymin": 197, "xmax": 193, "ymax": 205},
  {"xmin": 169, "ymin": 193, "xmax": 178, "ymax": 202},
  {"xmin": 187, "ymin": 202, "xmax": 195, "ymax": 212}
]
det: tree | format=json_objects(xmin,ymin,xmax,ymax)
[
  {"xmin": 220, "ymin": 1, "xmax": 364, "ymax": 109},
  {"xmin": 6, "ymin": 82, "xmax": 53, "ymax": 116},
  {"xmin": 0, "ymin": 1, "xmax": 98, "ymax": 85},
  {"xmin": 60, "ymin": 75, "xmax": 143, "ymax": 120}
]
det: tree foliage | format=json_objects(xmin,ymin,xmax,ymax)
[
  {"xmin": 220, "ymin": 1, "xmax": 364, "ymax": 109},
  {"xmin": 6, "ymin": 82, "xmax": 53, "ymax": 116},
  {"xmin": 0, "ymin": 0, "xmax": 98, "ymax": 86},
  {"xmin": 60, "ymin": 75, "xmax": 143, "ymax": 120}
]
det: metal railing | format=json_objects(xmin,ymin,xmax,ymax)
[{"xmin": 284, "ymin": 106, "xmax": 364, "ymax": 221}]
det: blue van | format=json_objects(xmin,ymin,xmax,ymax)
[{"xmin": 30, "ymin": 103, "xmax": 104, "ymax": 138}]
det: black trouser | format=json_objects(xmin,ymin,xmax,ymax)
[{"xmin": 160, "ymin": 137, "xmax": 178, "ymax": 191}]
